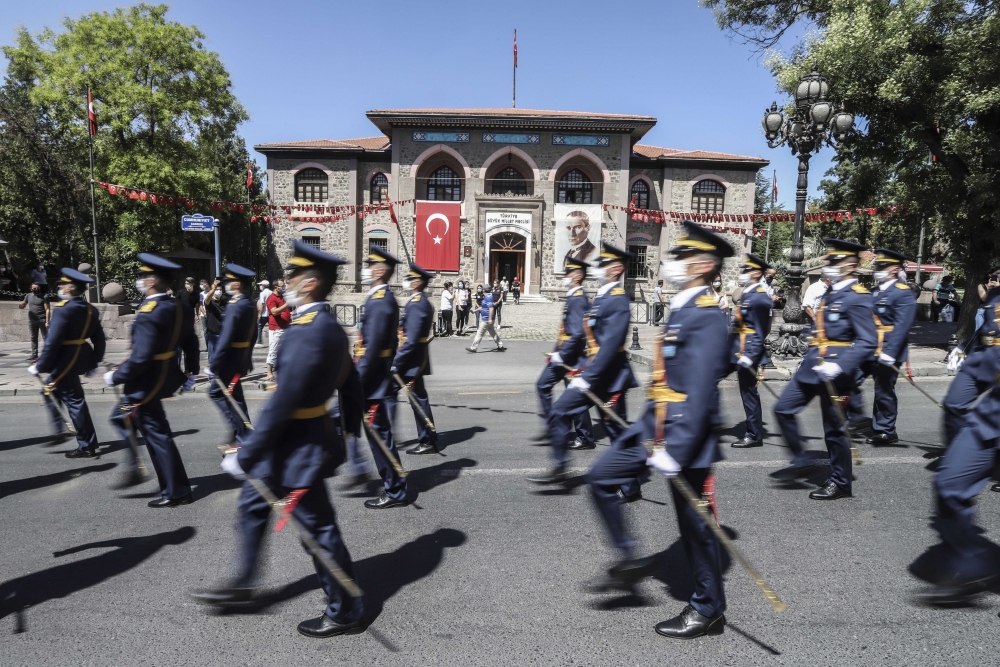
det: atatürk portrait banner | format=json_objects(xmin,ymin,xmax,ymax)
[{"xmin": 553, "ymin": 203, "xmax": 603, "ymax": 274}]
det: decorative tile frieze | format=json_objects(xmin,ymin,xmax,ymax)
[
  {"xmin": 551, "ymin": 134, "xmax": 610, "ymax": 146},
  {"xmin": 412, "ymin": 131, "xmax": 470, "ymax": 143},
  {"xmin": 482, "ymin": 132, "xmax": 540, "ymax": 144}
]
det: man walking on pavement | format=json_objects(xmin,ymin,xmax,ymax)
[
  {"xmin": 466, "ymin": 285, "xmax": 506, "ymax": 353},
  {"xmin": 20, "ymin": 283, "xmax": 50, "ymax": 361},
  {"xmin": 255, "ymin": 279, "xmax": 271, "ymax": 346},
  {"xmin": 265, "ymin": 279, "xmax": 290, "ymax": 383}
]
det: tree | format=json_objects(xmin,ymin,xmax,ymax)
[
  {"xmin": 704, "ymin": 0, "xmax": 1000, "ymax": 337},
  {"xmin": 0, "ymin": 4, "xmax": 265, "ymax": 286}
]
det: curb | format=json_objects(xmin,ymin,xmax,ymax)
[{"xmin": 0, "ymin": 382, "xmax": 275, "ymax": 397}]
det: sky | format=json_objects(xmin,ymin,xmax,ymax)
[{"xmin": 0, "ymin": 0, "xmax": 833, "ymax": 206}]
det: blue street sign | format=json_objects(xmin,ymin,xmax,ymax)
[{"xmin": 181, "ymin": 214, "xmax": 215, "ymax": 232}]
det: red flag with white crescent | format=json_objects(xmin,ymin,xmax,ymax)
[
  {"xmin": 87, "ymin": 88, "xmax": 97, "ymax": 136},
  {"xmin": 246, "ymin": 163, "xmax": 253, "ymax": 190},
  {"xmin": 415, "ymin": 201, "xmax": 460, "ymax": 271}
]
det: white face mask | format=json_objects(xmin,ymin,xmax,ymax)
[
  {"xmin": 561, "ymin": 276, "xmax": 576, "ymax": 288},
  {"xmin": 737, "ymin": 273, "xmax": 754, "ymax": 286},
  {"xmin": 360, "ymin": 267, "xmax": 374, "ymax": 285},
  {"xmin": 712, "ymin": 281, "xmax": 722, "ymax": 290},
  {"xmin": 225, "ymin": 283, "xmax": 239, "ymax": 296},
  {"xmin": 821, "ymin": 265, "xmax": 844, "ymax": 281},
  {"xmin": 873, "ymin": 270, "xmax": 891, "ymax": 282},
  {"xmin": 135, "ymin": 278, "xmax": 151, "ymax": 296},
  {"xmin": 284, "ymin": 282, "xmax": 306, "ymax": 308},
  {"xmin": 58, "ymin": 285, "xmax": 73, "ymax": 300},
  {"xmin": 214, "ymin": 289, "xmax": 222, "ymax": 298},
  {"xmin": 591, "ymin": 266, "xmax": 611, "ymax": 285},
  {"xmin": 661, "ymin": 260, "xmax": 691, "ymax": 289}
]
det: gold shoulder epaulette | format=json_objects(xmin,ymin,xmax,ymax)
[
  {"xmin": 895, "ymin": 283, "xmax": 911, "ymax": 290},
  {"xmin": 410, "ymin": 293, "xmax": 422, "ymax": 302},
  {"xmin": 51, "ymin": 300, "xmax": 68, "ymax": 308},
  {"xmin": 292, "ymin": 311, "xmax": 318, "ymax": 325},
  {"xmin": 138, "ymin": 300, "xmax": 157, "ymax": 313},
  {"xmin": 756, "ymin": 286, "xmax": 767, "ymax": 293},
  {"xmin": 370, "ymin": 288, "xmax": 386, "ymax": 300},
  {"xmin": 230, "ymin": 295, "xmax": 241, "ymax": 302},
  {"xmin": 611, "ymin": 287, "xmax": 626, "ymax": 296},
  {"xmin": 696, "ymin": 294, "xmax": 720, "ymax": 307},
  {"xmin": 851, "ymin": 284, "xmax": 870, "ymax": 294}
]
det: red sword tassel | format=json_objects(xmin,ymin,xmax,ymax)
[{"xmin": 274, "ymin": 488, "xmax": 309, "ymax": 532}]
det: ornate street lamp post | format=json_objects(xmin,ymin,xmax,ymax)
[{"xmin": 762, "ymin": 63, "xmax": 854, "ymax": 323}]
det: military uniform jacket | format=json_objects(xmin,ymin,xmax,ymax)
[
  {"xmin": 798, "ymin": 279, "xmax": 878, "ymax": 384},
  {"xmin": 35, "ymin": 296, "xmax": 106, "ymax": 382},
  {"xmin": 658, "ymin": 287, "xmax": 731, "ymax": 468},
  {"xmin": 960, "ymin": 288, "xmax": 1000, "ymax": 356},
  {"xmin": 580, "ymin": 283, "xmax": 637, "ymax": 395},
  {"xmin": 729, "ymin": 284, "xmax": 772, "ymax": 367},
  {"xmin": 357, "ymin": 284, "xmax": 399, "ymax": 401},
  {"xmin": 393, "ymin": 291, "xmax": 434, "ymax": 382},
  {"xmin": 112, "ymin": 294, "xmax": 199, "ymax": 403},
  {"xmin": 555, "ymin": 286, "xmax": 590, "ymax": 368},
  {"xmin": 237, "ymin": 304, "xmax": 363, "ymax": 488},
  {"xmin": 209, "ymin": 293, "xmax": 257, "ymax": 381},
  {"xmin": 871, "ymin": 279, "xmax": 917, "ymax": 362}
]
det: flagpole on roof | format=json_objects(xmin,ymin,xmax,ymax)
[
  {"xmin": 512, "ymin": 29, "xmax": 517, "ymax": 109},
  {"xmin": 87, "ymin": 86, "xmax": 101, "ymax": 302}
]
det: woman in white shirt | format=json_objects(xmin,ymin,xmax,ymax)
[
  {"xmin": 439, "ymin": 282, "xmax": 455, "ymax": 337},
  {"xmin": 455, "ymin": 281, "xmax": 471, "ymax": 335}
]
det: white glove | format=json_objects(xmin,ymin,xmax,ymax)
[
  {"xmin": 878, "ymin": 353, "xmax": 896, "ymax": 367},
  {"xmin": 27, "ymin": 364, "xmax": 39, "ymax": 376},
  {"xmin": 647, "ymin": 449, "xmax": 680, "ymax": 477},
  {"xmin": 568, "ymin": 377, "xmax": 591, "ymax": 392},
  {"xmin": 182, "ymin": 374, "xmax": 197, "ymax": 392},
  {"xmin": 549, "ymin": 351, "xmax": 563, "ymax": 364},
  {"xmin": 812, "ymin": 362, "xmax": 842, "ymax": 380},
  {"xmin": 737, "ymin": 355, "xmax": 753, "ymax": 369},
  {"xmin": 947, "ymin": 348, "xmax": 965, "ymax": 372},
  {"xmin": 202, "ymin": 366, "xmax": 215, "ymax": 378},
  {"xmin": 103, "ymin": 370, "xmax": 116, "ymax": 386},
  {"xmin": 221, "ymin": 452, "xmax": 248, "ymax": 480}
]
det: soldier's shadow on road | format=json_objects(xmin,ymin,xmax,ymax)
[
  {"xmin": 409, "ymin": 458, "xmax": 478, "ymax": 495},
  {"xmin": 0, "ymin": 435, "xmax": 59, "ymax": 452},
  {"xmin": 431, "ymin": 402, "xmax": 537, "ymax": 417},
  {"xmin": 909, "ymin": 518, "xmax": 1000, "ymax": 600},
  {"xmin": 0, "ymin": 462, "xmax": 116, "ymax": 501},
  {"xmin": 399, "ymin": 426, "xmax": 486, "ymax": 453},
  {"xmin": 0, "ymin": 526, "xmax": 196, "ymax": 623}
]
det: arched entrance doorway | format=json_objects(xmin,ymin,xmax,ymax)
[{"xmin": 488, "ymin": 231, "xmax": 525, "ymax": 287}]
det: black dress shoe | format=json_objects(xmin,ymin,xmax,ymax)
[
  {"xmin": 188, "ymin": 586, "xmax": 259, "ymax": 607},
  {"xmin": 585, "ymin": 556, "xmax": 657, "ymax": 593},
  {"xmin": 654, "ymin": 604, "xmax": 725, "ymax": 639},
  {"xmin": 496, "ymin": 346, "xmax": 507, "ymax": 352},
  {"xmin": 406, "ymin": 442, "xmax": 437, "ymax": 455},
  {"xmin": 297, "ymin": 614, "xmax": 364, "ymax": 638},
  {"xmin": 914, "ymin": 575, "xmax": 998, "ymax": 606},
  {"xmin": 465, "ymin": 347, "xmax": 477, "ymax": 353},
  {"xmin": 731, "ymin": 436, "xmax": 763, "ymax": 448},
  {"xmin": 769, "ymin": 463, "xmax": 818, "ymax": 481},
  {"xmin": 527, "ymin": 466, "xmax": 567, "ymax": 485},
  {"xmin": 991, "ymin": 482, "xmax": 1000, "ymax": 493},
  {"xmin": 364, "ymin": 492, "xmax": 409, "ymax": 509},
  {"xmin": 568, "ymin": 438, "xmax": 596, "ymax": 450},
  {"xmin": 866, "ymin": 432, "xmax": 899, "ymax": 445},
  {"xmin": 148, "ymin": 493, "xmax": 193, "ymax": 508},
  {"xmin": 340, "ymin": 472, "xmax": 374, "ymax": 490},
  {"xmin": 45, "ymin": 432, "xmax": 72, "ymax": 447},
  {"xmin": 809, "ymin": 481, "xmax": 851, "ymax": 500},
  {"xmin": 616, "ymin": 488, "xmax": 643, "ymax": 503},
  {"xmin": 112, "ymin": 469, "xmax": 150, "ymax": 489},
  {"xmin": 529, "ymin": 430, "xmax": 550, "ymax": 443},
  {"xmin": 65, "ymin": 447, "xmax": 98, "ymax": 459}
]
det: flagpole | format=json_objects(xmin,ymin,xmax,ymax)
[
  {"xmin": 512, "ymin": 29, "xmax": 516, "ymax": 109},
  {"xmin": 87, "ymin": 87, "xmax": 101, "ymax": 303}
]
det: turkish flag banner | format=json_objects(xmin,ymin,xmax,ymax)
[{"xmin": 416, "ymin": 201, "xmax": 461, "ymax": 271}]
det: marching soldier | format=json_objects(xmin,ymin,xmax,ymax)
[
  {"xmin": 28, "ymin": 268, "xmax": 106, "ymax": 456},
  {"xmin": 729, "ymin": 254, "xmax": 773, "ymax": 448},
  {"xmin": 771, "ymin": 239, "xmax": 877, "ymax": 500},
  {"xmin": 584, "ymin": 222, "xmax": 733, "ymax": 639},
  {"xmin": 393, "ymin": 263, "xmax": 438, "ymax": 456},
  {"xmin": 529, "ymin": 243, "xmax": 637, "ymax": 487},
  {"xmin": 192, "ymin": 241, "xmax": 366, "ymax": 637},
  {"xmin": 357, "ymin": 245, "xmax": 407, "ymax": 509},
  {"xmin": 207, "ymin": 264, "xmax": 258, "ymax": 441},
  {"xmin": 530, "ymin": 255, "xmax": 595, "ymax": 449},
  {"xmin": 103, "ymin": 254, "xmax": 200, "ymax": 502}
]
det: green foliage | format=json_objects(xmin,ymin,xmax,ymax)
[{"xmin": 0, "ymin": 4, "xmax": 265, "ymax": 287}]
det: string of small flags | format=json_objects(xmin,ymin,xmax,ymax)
[{"xmin": 605, "ymin": 201, "xmax": 902, "ymax": 229}]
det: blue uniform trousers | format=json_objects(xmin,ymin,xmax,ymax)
[
  {"xmin": 943, "ymin": 356, "xmax": 989, "ymax": 444},
  {"xmin": 773, "ymin": 374, "xmax": 853, "ymax": 491},
  {"xmin": 110, "ymin": 399, "xmax": 191, "ymax": 499},
  {"xmin": 364, "ymin": 398, "xmax": 407, "ymax": 500},
  {"xmin": 235, "ymin": 478, "xmax": 363, "ymax": 624},
  {"xmin": 585, "ymin": 432, "xmax": 648, "ymax": 558},
  {"xmin": 536, "ymin": 363, "xmax": 594, "ymax": 444},
  {"xmin": 402, "ymin": 376, "xmax": 437, "ymax": 447},
  {"xmin": 846, "ymin": 366, "xmax": 867, "ymax": 424},
  {"xmin": 870, "ymin": 363, "xmax": 900, "ymax": 435},
  {"xmin": 932, "ymin": 426, "xmax": 1000, "ymax": 581},
  {"xmin": 44, "ymin": 375, "xmax": 98, "ymax": 450},
  {"xmin": 548, "ymin": 388, "xmax": 625, "ymax": 468},
  {"xmin": 736, "ymin": 366, "xmax": 762, "ymax": 441},
  {"xmin": 208, "ymin": 379, "xmax": 251, "ymax": 441}
]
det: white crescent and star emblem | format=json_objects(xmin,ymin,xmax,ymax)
[{"xmin": 426, "ymin": 213, "xmax": 450, "ymax": 245}]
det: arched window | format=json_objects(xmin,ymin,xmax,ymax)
[
  {"xmin": 489, "ymin": 166, "xmax": 527, "ymax": 195},
  {"xmin": 692, "ymin": 179, "xmax": 725, "ymax": 214},
  {"xmin": 558, "ymin": 169, "xmax": 592, "ymax": 204},
  {"xmin": 370, "ymin": 172, "xmax": 388, "ymax": 204},
  {"xmin": 630, "ymin": 179, "xmax": 650, "ymax": 209},
  {"xmin": 295, "ymin": 168, "xmax": 328, "ymax": 202},
  {"xmin": 427, "ymin": 165, "xmax": 462, "ymax": 201}
]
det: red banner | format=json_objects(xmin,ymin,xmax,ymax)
[{"xmin": 415, "ymin": 201, "xmax": 461, "ymax": 271}]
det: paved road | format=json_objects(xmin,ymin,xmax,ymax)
[{"xmin": 1, "ymin": 339, "xmax": 997, "ymax": 666}]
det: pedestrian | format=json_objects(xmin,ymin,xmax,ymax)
[
  {"xmin": 357, "ymin": 245, "xmax": 408, "ymax": 509},
  {"xmin": 501, "ymin": 276, "xmax": 510, "ymax": 304},
  {"xmin": 974, "ymin": 270, "xmax": 998, "ymax": 332},
  {"xmin": 103, "ymin": 253, "xmax": 200, "ymax": 500},
  {"xmin": 512, "ymin": 276, "xmax": 521, "ymax": 304},
  {"xmin": 439, "ymin": 281, "xmax": 454, "ymax": 337},
  {"xmin": 207, "ymin": 265, "xmax": 258, "ymax": 443},
  {"xmin": 203, "ymin": 277, "xmax": 225, "ymax": 360},
  {"xmin": 729, "ymin": 254, "xmax": 774, "ymax": 449},
  {"xmin": 473, "ymin": 284, "xmax": 485, "ymax": 328},
  {"xmin": 265, "ymin": 279, "xmax": 291, "ymax": 382},
  {"xmin": 710, "ymin": 275, "xmax": 728, "ymax": 311},
  {"xmin": 583, "ymin": 222, "xmax": 733, "ymax": 640},
  {"xmin": 492, "ymin": 280, "xmax": 504, "ymax": 327},
  {"xmin": 28, "ymin": 268, "xmax": 106, "ymax": 453},
  {"xmin": 465, "ymin": 285, "xmax": 506, "ymax": 353},
  {"xmin": 255, "ymin": 279, "xmax": 271, "ymax": 346},
  {"xmin": 20, "ymin": 283, "xmax": 51, "ymax": 361},
  {"xmin": 771, "ymin": 239, "xmax": 877, "ymax": 500},
  {"xmin": 934, "ymin": 275, "xmax": 958, "ymax": 322},
  {"xmin": 0, "ymin": 262, "xmax": 18, "ymax": 296},
  {"xmin": 30, "ymin": 262, "xmax": 48, "ymax": 289},
  {"xmin": 802, "ymin": 275, "xmax": 832, "ymax": 323},
  {"xmin": 198, "ymin": 278, "xmax": 210, "ymax": 337},
  {"xmin": 192, "ymin": 241, "xmax": 366, "ymax": 638},
  {"xmin": 393, "ymin": 264, "xmax": 439, "ymax": 455},
  {"xmin": 455, "ymin": 281, "xmax": 470, "ymax": 334},
  {"xmin": 653, "ymin": 279, "xmax": 666, "ymax": 323}
]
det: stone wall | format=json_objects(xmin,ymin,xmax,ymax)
[{"xmin": 0, "ymin": 302, "xmax": 135, "ymax": 342}]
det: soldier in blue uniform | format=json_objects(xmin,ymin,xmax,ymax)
[
  {"xmin": 729, "ymin": 254, "xmax": 773, "ymax": 448},
  {"xmin": 207, "ymin": 263, "xmax": 258, "ymax": 441},
  {"xmin": 103, "ymin": 254, "xmax": 200, "ymax": 503},
  {"xmin": 529, "ymin": 255, "xmax": 595, "ymax": 450},
  {"xmin": 356, "ymin": 245, "xmax": 407, "ymax": 509},
  {"xmin": 584, "ymin": 222, "xmax": 733, "ymax": 639},
  {"xmin": 192, "ymin": 241, "xmax": 366, "ymax": 638},
  {"xmin": 28, "ymin": 268, "xmax": 106, "ymax": 457},
  {"xmin": 529, "ymin": 243, "xmax": 637, "ymax": 486},
  {"xmin": 393, "ymin": 263, "xmax": 438, "ymax": 456},
  {"xmin": 771, "ymin": 239, "xmax": 878, "ymax": 500}
]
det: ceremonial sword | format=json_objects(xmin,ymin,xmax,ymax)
[
  {"xmin": 213, "ymin": 375, "xmax": 253, "ymax": 430},
  {"xmin": 886, "ymin": 362, "xmax": 943, "ymax": 409},
  {"xmin": 105, "ymin": 363, "xmax": 150, "ymax": 480},
  {"xmin": 818, "ymin": 366, "xmax": 862, "ymax": 466},
  {"xmin": 392, "ymin": 372, "xmax": 442, "ymax": 456},
  {"xmin": 35, "ymin": 375, "xmax": 76, "ymax": 438},
  {"xmin": 572, "ymin": 384, "xmax": 787, "ymax": 613},
  {"xmin": 363, "ymin": 404, "xmax": 408, "ymax": 478}
]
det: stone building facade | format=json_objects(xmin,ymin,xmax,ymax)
[{"xmin": 255, "ymin": 109, "xmax": 768, "ymax": 300}]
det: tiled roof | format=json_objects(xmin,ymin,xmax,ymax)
[
  {"xmin": 633, "ymin": 143, "xmax": 766, "ymax": 163},
  {"xmin": 368, "ymin": 108, "xmax": 656, "ymax": 121},
  {"xmin": 255, "ymin": 136, "xmax": 389, "ymax": 150}
]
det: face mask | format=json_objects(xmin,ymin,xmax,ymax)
[
  {"xmin": 661, "ymin": 260, "xmax": 690, "ymax": 289},
  {"xmin": 284, "ymin": 282, "xmax": 306, "ymax": 308},
  {"xmin": 712, "ymin": 281, "xmax": 722, "ymax": 290},
  {"xmin": 561, "ymin": 276, "xmax": 576, "ymax": 288},
  {"xmin": 361, "ymin": 267, "xmax": 374, "ymax": 285},
  {"xmin": 135, "ymin": 278, "xmax": 150, "ymax": 296},
  {"xmin": 737, "ymin": 273, "xmax": 754, "ymax": 286},
  {"xmin": 873, "ymin": 270, "xmax": 891, "ymax": 282},
  {"xmin": 58, "ymin": 286, "xmax": 72, "ymax": 300},
  {"xmin": 477, "ymin": 288, "xmax": 483, "ymax": 293},
  {"xmin": 225, "ymin": 283, "xmax": 238, "ymax": 297},
  {"xmin": 821, "ymin": 266, "xmax": 843, "ymax": 281},
  {"xmin": 214, "ymin": 289, "xmax": 222, "ymax": 298},
  {"xmin": 591, "ymin": 266, "xmax": 608, "ymax": 284}
]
